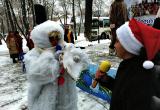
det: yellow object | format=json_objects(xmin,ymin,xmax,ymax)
[{"xmin": 99, "ymin": 60, "xmax": 111, "ymax": 73}]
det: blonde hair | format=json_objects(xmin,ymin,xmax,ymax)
[{"xmin": 48, "ymin": 31, "xmax": 61, "ymax": 41}]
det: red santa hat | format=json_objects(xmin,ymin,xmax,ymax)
[{"xmin": 116, "ymin": 18, "xmax": 160, "ymax": 69}]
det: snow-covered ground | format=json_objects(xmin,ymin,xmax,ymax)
[{"xmin": 0, "ymin": 34, "xmax": 121, "ymax": 110}]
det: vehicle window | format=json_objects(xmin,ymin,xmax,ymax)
[{"xmin": 104, "ymin": 19, "xmax": 110, "ymax": 27}]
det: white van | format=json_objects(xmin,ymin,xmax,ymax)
[{"xmin": 91, "ymin": 17, "xmax": 111, "ymax": 41}]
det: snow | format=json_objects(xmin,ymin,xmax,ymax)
[{"xmin": 0, "ymin": 34, "xmax": 121, "ymax": 110}]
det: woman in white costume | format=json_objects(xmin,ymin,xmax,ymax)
[{"xmin": 24, "ymin": 20, "xmax": 90, "ymax": 110}]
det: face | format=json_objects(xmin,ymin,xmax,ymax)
[
  {"xmin": 48, "ymin": 31, "xmax": 61, "ymax": 47},
  {"xmin": 49, "ymin": 36, "xmax": 59, "ymax": 47},
  {"xmin": 114, "ymin": 38, "xmax": 133, "ymax": 59}
]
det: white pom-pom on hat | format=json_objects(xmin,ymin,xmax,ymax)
[{"xmin": 143, "ymin": 60, "xmax": 154, "ymax": 69}]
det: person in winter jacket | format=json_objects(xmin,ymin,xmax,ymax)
[
  {"xmin": 107, "ymin": 18, "xmax": 160, "ymax": 110},
  {"xmin": 24, "ymin": 20, "xmax": 90, "ymax": 110},
  {"xmin": 109, "ymin": 0, "xmax": 128, "ymax": 55},
  {"xmin": 14, "ymin": 31, "xmax": 23, "ymax": 60},
  {"xmin": 6, "ymin": 31, "xmax": 20, "ymax": 63},
  {"xmin": 64, "ymin": 25, "xmax": 74, "ymax": 44}
]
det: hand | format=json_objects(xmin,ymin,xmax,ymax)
[
  {"xmin": 54, "ymin": 50, "xmax": 63, "ymax": 61},
  {"xmin": 95, "ymin": 70, "xmax": 105, "ymax": 79}
]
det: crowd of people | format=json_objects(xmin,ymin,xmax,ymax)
[{"xmin": 131, "ymin": 2, "xmax": 159, "ymax": 17}]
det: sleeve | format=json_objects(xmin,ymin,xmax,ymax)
[
  {"xmin": 97, "ymin": 75, "xmax": 115, "ymax": 91},
  {"xmin": 25, "ymin": 50, "xmax": 60, "ymax": 86}
]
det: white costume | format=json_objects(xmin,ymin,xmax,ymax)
[{"xmin": 24, "ymin": 20, "xmax": 90, "ymax": 110}]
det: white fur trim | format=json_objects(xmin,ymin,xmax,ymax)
[
  {"xmin": 31, "ymin": 20, "xmax": 64, "ymax": 49},
  {"xmin": 143, "ymin": 60, "xmax": 154, "ymax": 69},
  {"xmin": 116, "ymin": 22, "xmax": 143, "ymax": 55},
  {"xmin": 63, "ymin": 45, "xmax": 91, "ymax": 80}
]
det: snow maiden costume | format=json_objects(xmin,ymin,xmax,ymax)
[{"xmin": 24, "ymin": 20, "xmax": 90, "ymax": 110}]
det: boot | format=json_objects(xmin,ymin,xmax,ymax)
[{"xmin": 12, "ymin": 58, "xmax": 17, "ymax": 63}]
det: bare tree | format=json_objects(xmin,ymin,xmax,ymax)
[
  {"xmin": 72, "ymin": 0, "xmax": 77, "ymax": 40},
  {"xmin": 0, "ymin": 19, "xmax": 6, "ymax": 42},
  {"xmin": 77, "ymin": 0, "xmax": 83, "ymax": 36},
  {"xmin": 2, "ymin": 0, "xmax": 36, "ymax": 49},
  {"xmin": 28, "ymin": 0, "xmax": 36, "ymax": 27},
  {"xmin": 21, "ymin": 0, "xmax": 29, "ymax": 36},
  {"xmin": 50, "ymin": 0, "xmax": 56, "ymax": 20},
  {"xmin": 59, "ymin": 0, "xmax": 70, "ymax": 24},
  {"xmin": 4, "ymin": 0, "xmax": 15, "ymax": 31},
  {"xmin": 93, "ymin": 0, "xmax": 103, "ymax": 17}
]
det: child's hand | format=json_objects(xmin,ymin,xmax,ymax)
[
  {"xmin": 55, "ymin": 50, "xmax": 63, "ymax": 63},
  {"xmin": 95, "ymin": 70, "xmax": 105, "ymax": 79}
]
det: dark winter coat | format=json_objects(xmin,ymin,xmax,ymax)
[
  {"xmin": 6, "ymin": 32, "xmax": 19, "ymax": 56},
  {"xmin": 14, "ymin": 33, "xmax": 23, "ymax": 53},
  {"xmin": 109, "ymin": 1, "xmax": 128, "ymax": 29},
  {"xmin": 64, "ymin": 29, "xmax": 74, "ymax": 44},
  {"xmin": 153, "ymin": 17, "xmax": 160, "ymax": 30},
  {"xmin": 110, "ymin": 56, "xmax": 157, "ymax": 110},
  {"xmin": 109, "ymin": 1, "xmax": 128, "ymax": 49}
]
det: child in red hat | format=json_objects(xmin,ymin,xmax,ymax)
[{"xmin": 109, "ymin": 18, "xmax": 160, "ymax": 110}]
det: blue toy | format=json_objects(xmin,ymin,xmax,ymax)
[{"xmin": 76, "ymin": 64, "xmax": 117, "ymax": 103}]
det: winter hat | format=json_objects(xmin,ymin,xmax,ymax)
[
  {"xmin": 31, "ymin": 20, "xmax": 64, "ymax": 49},
  {"xmin": 116, "ymin": 18, "xmax": 160, "ymax": 69},
  {"xmin": 99, "ymin": 60, "xmax": 111, "ymax": 73}
]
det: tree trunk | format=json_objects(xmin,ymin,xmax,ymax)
[
  {"xmin": 50, "ymin": 0, "xmax": 55, "ymax": 20},
  {"xmin": 77, "ymin": 0, "xmax": 83, "ymax": 36},
  {"xmin": 8, "ymin": 0, "xmax": 26, "ymax": 38},
  {"xmin": 21, "ymin": 0, "xmax": 29, "ymax": 36},
  {"xmin": 4, "ymin": 0, "xmax": 15, "ymax": 31},
  {"xmin": 72, "ymin": 0, "xmax": 77, "ymax": 40},
  {"xmin": 0, "ymin": 19, "xmax": 6, "ymax": 42},
  {"xmin": 4, "ymin": 9, "xmax": 10, "ymax": 32},
  {"xmin": 28, "ymin": 0, "xmax": 36, "ymax": 27},
  {"xmin": 84, "ymin": 0, "xmax": 93, "ymax": 41}
]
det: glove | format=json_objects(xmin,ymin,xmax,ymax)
[
  {"xmin": 95, "ymin": 70, "xmax": 105, "ymax": 79},
  {"xmin": 54, "ymin": 50, "xmax": 63, "ymax": 61}
]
